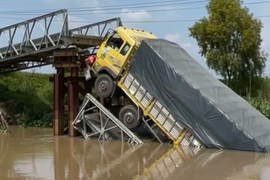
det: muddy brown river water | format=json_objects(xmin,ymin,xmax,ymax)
[{"xmin": 0, "ymin": 126, "xmax": 270, "ymax": 180}]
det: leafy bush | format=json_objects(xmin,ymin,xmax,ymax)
[
  {"xmin": 244, "ymin": 91, "xmax": 270, "ymax": 119},
  {"xmin": 0, "ymin": 71, "xmax": 53, "ymax": 127}
]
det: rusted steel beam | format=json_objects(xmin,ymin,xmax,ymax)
[
  {"xmin": 50, "ymin": 66, "xmax": 95, "ymax": 136},
  {"xmin": 52, "ymin": 48, "xmax": 89, "ymax": 68},
  {"xmin": 61, "ymin": 35, "xmax": 103, "ymax": 47},
  {"xmin": 52, "ymin": 62, "xmax": 81, "ymax": 68},
  {"xmin": 53, "ymin": 68, "xmax": 65, "ymax": 135},
  {"xmin": 53, "ymin": 48, "xmax": 78, "ymax": 57},
  {"xmin": 68, "ymin": 67, "xmax": 80, "ymax": 137}
]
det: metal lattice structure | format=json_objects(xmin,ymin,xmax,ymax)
[
  {"xmin": 0, "ymin": 9, "xmax": 122, "ymax": 73},
  {"xmin": 72, "ymin": 93, "xmax": 144, "ymax": 145}
]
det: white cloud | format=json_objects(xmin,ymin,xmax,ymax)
[
  {"xmin": 164, "ymin": 33, "xmax": 180, "ymax": 43},
  {"xmin": 120, "ymin": 9, "xmax": 151, "ymax": 21}
]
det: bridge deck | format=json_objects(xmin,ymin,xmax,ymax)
[{"xmin": 0, "ymin": 9, "xmax": 122, "ymax": 73}]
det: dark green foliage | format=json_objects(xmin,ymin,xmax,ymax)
[
  {"xmin": 244, "ymin": 92, "xmax": 270, "ymax": 119},
  {"xmin": 0, "ymin": 71, "xmax": 53, "ymax": 128},
  {"xmin": 188, "ymin": 0, "xmax": 270, "ymax": 118}
]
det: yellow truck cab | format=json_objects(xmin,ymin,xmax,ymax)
[
  {"xmin": 85, "ymin": 26, "xmax": 203, "ymax": 146},
  {"xmin": 87, "ymin": 26, "xmax": 157, "ymax": 99}
]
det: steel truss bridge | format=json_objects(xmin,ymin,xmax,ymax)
[
  {"xmin": 0, "ymin": 9, "xmax": 126, "ymax": 140},
  {"xmin": 0, "ymin": 9, "xmax": 122, "ymax": 73}
]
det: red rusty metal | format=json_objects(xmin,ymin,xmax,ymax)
[
  {"xmin": 53, "ymin": 68, "xmax": 65, "ymax": 135},
  {"xmin": 68, "ymin": 67, "xmax": 79, "ymax": 137},
  {"xmin": 51, "ymin": 48, "xmax": 97, "ymax": 137}
]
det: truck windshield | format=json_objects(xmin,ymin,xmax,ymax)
[{"xmin": 106, "ymin": 33, "xmax": 124, "ymax": 51}]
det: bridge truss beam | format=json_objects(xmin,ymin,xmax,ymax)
[
  {"xmin": 0, "ymin": 9, "xmax": 122, "ymax": 73},
  {"xmin": 0, "ymin": 9, "xmax": 69, "ymax": 61}
]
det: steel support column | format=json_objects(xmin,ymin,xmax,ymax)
[
  {"xmin": 68, "ymin": 67, "xmax": 79, "ymax": 137},
  {"xmin": 53, "ymin": 68, "xmax": 65, "ymax": 135}
]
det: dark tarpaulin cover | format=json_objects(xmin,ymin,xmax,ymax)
[{"xmin": 129, "ymin": 38, "xmax": 270, "ymax": 152}]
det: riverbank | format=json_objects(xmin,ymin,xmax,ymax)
[
  {"xmin": 0, "ymin": 104, "xmax": 10, "ymax": 132},
  {"xmin": 0, "ymin": 71, "xmax": 270, "ymax": 130}
]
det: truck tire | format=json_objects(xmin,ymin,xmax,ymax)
[
  {"xmin": 119, "ymin": 105, "xmax": 142, "ymax": 130},
  {"xmin": 94, "ymin": 74, "xmax": 115, "ymax": 98},
  {"xmin": 134, "ymin": 122, "xmax": 152, "ymax": 138}
]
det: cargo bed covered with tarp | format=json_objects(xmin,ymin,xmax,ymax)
[{"xmin": 128, "ymin": 38, "xmax": 270, "ymax": 152}]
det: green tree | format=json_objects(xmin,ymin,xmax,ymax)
[
  {"xmin": 0, "ymin": 71, "xmax": 53, "ymax": 127},
  {"xmin": 189, "ymin": 0, "xmax": 267, "ymax": 91}
]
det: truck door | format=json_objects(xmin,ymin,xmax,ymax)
[{"xmin": 102, "ymin": 33, "xmax": 132, "ymax": 74}]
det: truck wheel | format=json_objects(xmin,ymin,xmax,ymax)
[
  {"xmin": 119, "ymin": 105, "xmax": 142, "ymax": 130},
  {"xmin": 94, "ymin": 74, "xmax": 115, "ymax": 98},
  {"xmin": 134, "ymin": 122, "xmax": 152, "ymax": 138}
]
